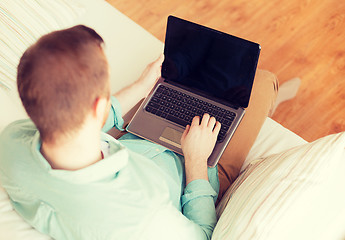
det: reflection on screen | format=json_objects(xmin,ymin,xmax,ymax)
[{"xmin": 162, "ymin": 16, "xmax": 260, "ymax": 108}]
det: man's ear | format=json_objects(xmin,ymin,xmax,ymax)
[{"xmin": 92, "ymin": 97, "xmax": 110, "ymax": 124}]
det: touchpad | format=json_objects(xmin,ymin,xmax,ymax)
[{"xmin": 159, "ymin": 127, "xmax": 183, "ymax": 149}]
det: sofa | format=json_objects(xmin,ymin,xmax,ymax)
[{"xmin": 1, "ymin": 0, "xmax": 344, "ymax": 239}]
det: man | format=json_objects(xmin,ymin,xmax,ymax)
[{"xmin": 0, "ymin": 25, "xmax": 278, "ymax": 239}]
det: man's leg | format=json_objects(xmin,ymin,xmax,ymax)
[{"xmin": 217, "ymin": 70, "xmax": 279, "ymax": 203}]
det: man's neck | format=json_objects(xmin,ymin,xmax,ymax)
[{"xmin": 41, "ymin": 124, "xmax": 103, "ymax": 171}]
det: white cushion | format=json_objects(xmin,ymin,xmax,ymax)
[
  {"xmin": 244, "ymin": 117, "xmax": 307, "ymax": 170},
  {"xmin": 0, "ymin": 0, "xmax": 84, "ymax": 90},
  {"xmin": 213, "ymin": 132, "xmax": 345, "ymax": 240}
]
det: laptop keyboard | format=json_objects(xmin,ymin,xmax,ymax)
[{"xmin": 145, "ymin": 85, "xmax": 236, "ymax": 142}]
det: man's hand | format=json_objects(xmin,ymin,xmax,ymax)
[
  {"xmin": 181, "ymin": 114, "xmax": 221, "ymax": 185},
  {"xmin": 114, "ymin": 54, "xmax": 164, "ymax": 116},
  {"xmin": 135, "ymin": 54, "xmax": 164, "ymax": 95}
]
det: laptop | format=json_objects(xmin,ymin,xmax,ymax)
[{"xmin": 127, "ymin": 15, "xmax": 261, "ymax": 167}]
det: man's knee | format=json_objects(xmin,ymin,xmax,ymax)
[
  {"xmin": 253, "ymin": 69, "xmax": 279, "ymax": 116},
  {"xmin": 255, "ymin": 69, "xmax": 279, "ymax": 95}
]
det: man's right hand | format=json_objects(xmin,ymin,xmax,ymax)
[{"xmin": 180, "ymin": 114, "xmax": 221, "ymax": 185}]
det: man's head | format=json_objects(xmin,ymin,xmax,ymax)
[{"xmin": 17, "ymin": 25, "xmax": 110, "ymax": 143}]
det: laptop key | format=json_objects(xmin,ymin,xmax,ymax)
[
  {"xmin": 166, "ymin": 115, "xmax": 188, "ymax": 127},
  {"xmin": 154, "ymin": 93, "xmax": 162, "ymax": 98},
  {"xmin": 221, "ymin": 125, "xmax": 229, "ymax": 131},
  {"xmin": 219, "ymin": 130, "xmax": 226, "ymax": 136},
  {"xmin": 145, "ymin": 106, "xmax": 153, "ymax": 113},
  {"xmin": 224, "ymin": 115, "xmax": 235, "ymax": 121},
  {"xmin": 151, "ymin": 97, "xmax": 159, "ymax": 103},
  {"xmin": 174, "ymin": 112, "xmax": 181, "ymax": 117},
  {"xmin": 222, "ymin": 119, "xmax": 231, "ymax": 126},
  {"xmin": 212, "ymin": 109, "xmax": 218, "ymax": 115},
  {"xmin": 217, "ymin": 134, "xmax": 225, "ymax": 142},
  {"xmin": 148, "ymin": 102, "xmax": 159, "ymax": 109},
  {"xmin": 157, "ymin": 86, "xmax": 164, "ymax": 93}
]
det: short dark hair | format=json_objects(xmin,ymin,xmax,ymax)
[{"xmin": 17, "ymin": 25, "xmax": 110, "ymax": 142}]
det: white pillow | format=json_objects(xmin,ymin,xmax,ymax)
[
  {"xmin": 0, "ymin": 0, "xmax": 84, "ymax": 90},
  {"xmin": 213, "ymin": 132, "xmax": 345, "ymax": 240}
]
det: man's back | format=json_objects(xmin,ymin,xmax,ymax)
[{"xmin": 0, "ymin": 118, "xmax": 218, "ymax": 239}]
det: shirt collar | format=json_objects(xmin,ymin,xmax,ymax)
[{"xmin": 32, "ymin": 132, "xmax": 129, "ymax": 184}]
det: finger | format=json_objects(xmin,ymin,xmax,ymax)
[
  {"xmin": 213, "ymin": 121, "xmax": 221, "ymax": 135},
  {"xmin": 207, "ymin": 116, "xmax": 217, "ymax": 129},
  {"xmin": 201, "ymin": 113, "xmax": 210, "ymax": 127},
  {"xmin": 155, "ymin": 53, "xmax": 164, "ymax": 66},
  {"xmin": 181, "ymin": 125, "xmax": 190, "ymax": 140},
  {"xmin": 191, "ymin": 116, "xmax": 200, "ymax": 127}
]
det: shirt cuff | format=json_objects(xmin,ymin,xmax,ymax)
[
  {"xmin": 181, "ymin": 179, "xmax": 217, "ymax": 208},
  {"xmin": 102, "ymin": 96, "xmax": 125, "ymax": 132}
]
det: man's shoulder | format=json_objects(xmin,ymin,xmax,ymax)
[
  {"xmin": 0, "ymin": 119, "xmax": 38, "ymax": 165},
  {"xmin": 0, "ymin": 119, "xmax": 37, "ymax": 141}
]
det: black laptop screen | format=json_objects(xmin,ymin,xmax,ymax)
[{"xmin": 162, "ymin": 16, "xmax": 261, "ymax": 108}]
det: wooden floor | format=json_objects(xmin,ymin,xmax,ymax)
[{"xmin": 107, "ymin": 0, "xmax": 345, "ymax": 142}]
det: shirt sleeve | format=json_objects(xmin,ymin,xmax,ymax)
[
  {"xmin": 102, "ymin": 96, "xmax": 125, "ymax": 132},
  {"xmin": 180, "ymin": 179, "xmax": 218, "ymax": 239}
]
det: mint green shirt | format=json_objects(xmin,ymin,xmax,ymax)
[{"xmin": 0, "ymin": 96, "xmax": 219, "ymax": 240}]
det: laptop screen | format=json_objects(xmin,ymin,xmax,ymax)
[{"xmin": 162, "ymin": 16, "xmax": 261, "ymax": 108}]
